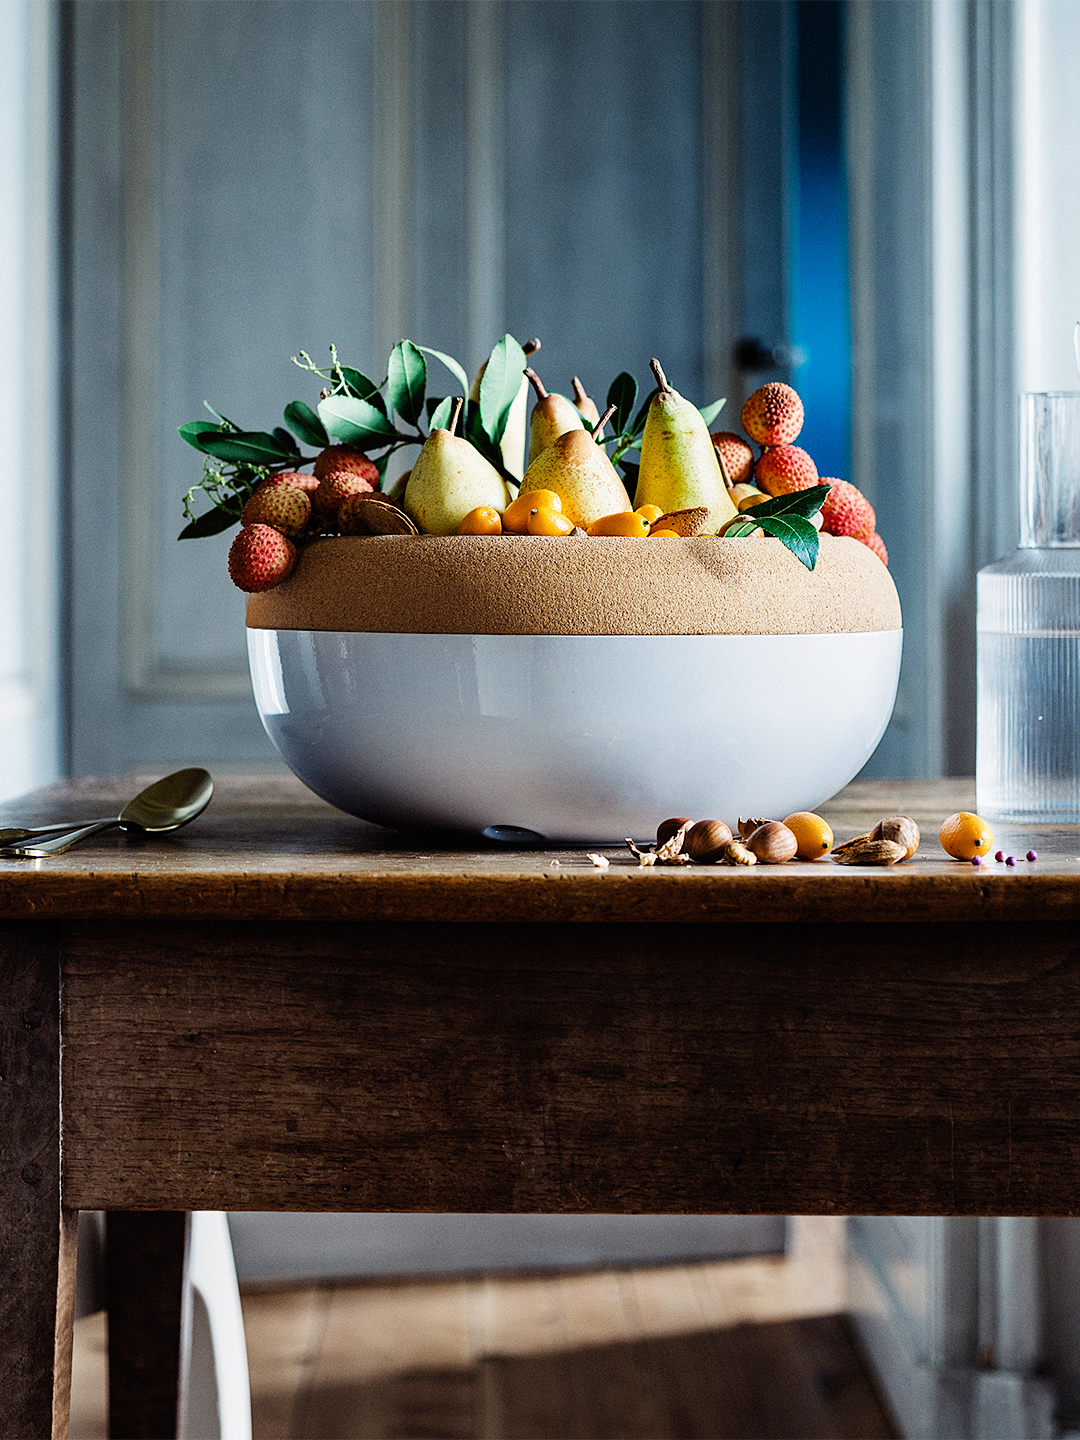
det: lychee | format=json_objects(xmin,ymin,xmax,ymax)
[
  {"xmin": 820, "ymin": 480, "xmax": 876, "ymax": 541},
  {"xmin": 864, "ymin": 531, "xmax": 889, "ymax": 565},
  {"xmin": 312, "ymin": 468, "xmax": 378, "ymax": 521},
  {"xmin": 256, "ymin": 470, "xmax": 319, "ymax": 494},
  {"xmin": 312, "ymin": 445, "xmax": 380, "ymax": 485},
  {"xmin": 710, "ymin": 431, "xmax": 755, "ymax": 487},
  {"xmin": 741, "ymin": 383, "xmax": 804, "ymax": 446},
  {"xmin": 754, "ymin": 445, "xmax": 819, "ymax": 496},
  {"xmin": 240, "ymin": 485, "xmax": 311, "ymax": 538},
  {"xmin": 227, "ymin": 524, "xmax": 297, "ymax": 593}
]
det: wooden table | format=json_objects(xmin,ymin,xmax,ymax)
[{"xmin": 3, "ymin": 772, "xmax": 1080, "ymax": 1439}]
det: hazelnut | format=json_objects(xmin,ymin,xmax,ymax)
[
  {"xmin": 746, "ymin": 821, "xmax": 798, "ymax": 864},
  {"xmin": 872, "ymin": 815, "xmax": 920, "ymax": 860},
  {"xmin": 657, "ymin": 816, "xmax": 693, "ymax": 848},
  {"xmin": 686, "ymin": 819, "xmax": 733, "ymax": 864}
]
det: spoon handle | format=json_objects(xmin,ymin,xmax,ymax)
[
  {"xmin": 0, "ymin": 819, "xmax": 108, "ymax": 845},
  {"xmin": 0, "ymin": 818, "xmax": 120, "ymax": 857}
]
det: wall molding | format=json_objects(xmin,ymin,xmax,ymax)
[{"xmin": 465, "ymin": 0, "xmax": 505, "ymax": 368}]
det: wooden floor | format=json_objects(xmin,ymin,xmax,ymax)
[{"xmin": 70, "ymin": 1219, "xmax": 896, "ymax": 1440}]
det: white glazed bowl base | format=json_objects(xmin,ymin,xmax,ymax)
[{"xmin": 248, "ymin": 629, "xmax": 902, "ymax": 843}]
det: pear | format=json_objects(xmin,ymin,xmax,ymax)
[
  {"xmin": 518, "ymin": 404, "xmax": 630, "ymax": 529},
  {"xmin": 634, "ymin": 360, "xmax": 738, "ymax": 535},
  {"xmin": 469, "ymin": 338, "xmax": 539, "ymax": 480},
  {"xmin": 404, "ymin": 399, "xmax": 510, "ymax": 535},
  {"xmin": 525, "ymin": 368, "xmax": 583, "ymax": 465},
  {"xmin": 571, "ymin": 376, "xmax": 602, "ymax": 434}
]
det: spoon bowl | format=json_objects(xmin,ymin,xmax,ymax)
[{"xmin": 0, "ymin": 769, "xmax": 214, "ymax": 857}]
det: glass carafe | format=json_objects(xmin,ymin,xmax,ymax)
[{"xmin": 977, "ymin": 393, "xmax": 1080, "ymax": 821}]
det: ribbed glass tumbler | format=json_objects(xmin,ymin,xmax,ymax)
[{"xmin": 977, "ymin": 393, "xmax": 1080, "ymax": 821}]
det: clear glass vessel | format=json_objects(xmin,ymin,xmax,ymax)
[{"xmin": 977, "ymin": 393, "xmax": 1080, "ymax": 821}]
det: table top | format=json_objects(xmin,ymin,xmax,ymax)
[{"xmin": 0, "ymin": 770, "xmax": 1077, "ymax": 923}]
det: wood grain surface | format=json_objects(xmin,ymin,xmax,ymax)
[
  {"xmin": 0, "ymin": 773, "xmax": 1077, "ymax": 923},
  {"xmin": 60, "ymin": 915, "xmax": 1080, "ymax": 1216},
  {"xmin": 0, "ymin": 925, "xmax": 77, "ymax": 1440}
]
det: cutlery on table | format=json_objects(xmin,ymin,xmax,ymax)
[{"xmin": 0, "ymin": 768, "xmax": 214, "ymax": 857}]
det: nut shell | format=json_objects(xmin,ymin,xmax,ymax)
[
  {"xmin": 685, "ymin": 819, "xmax": 733, "ymax": 864},
  {"xmin": 872, "ymin": 815, "xmax": 920, "ymax": 860},
  {"xmin": 746, "ymin": 821, "xmax": 798, "ymax": 864},
  {"xmin": 657, "ymin": 816, "xmax": 693, "ymax": 848}
]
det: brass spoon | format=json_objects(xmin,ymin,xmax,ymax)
[{"xmin": 0, "ymin": 768, "xmax": 214, "ymax": 857}]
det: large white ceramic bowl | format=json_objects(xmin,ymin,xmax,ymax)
[{"xmin": 245, "ymin": 534, "xmax": 902, "ymax": 842}]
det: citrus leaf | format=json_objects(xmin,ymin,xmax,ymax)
[
  {"xmin": 429, "ymin": 395, "xmax": 456, "ymax": 431},
  {"xmin": 283, "ymin": 401, "xmax": 328, "ymax": 448},
  {"xmin": 178, "ymin": 506, "xmax": 241, "ymax": 540},
  {"xmin": 337, "ymin": 367, "xmax": 387, "ymax": 414},
  {"xmin": 719, "ymin": 518, "xmax": 760, "ymax": 539},
  {"xmin": 479, "ymin": 334, "xmax": 527, "ymax": 446},
  {"xmin": 196, "ymin": 430, "xmax": 297, "ymax": 465},
  {"xmin": 754, "ymin": 513, "xmax": 820, "ymax": 569},
  {"xmin": 746, "ymin": 483, "xmax": 831, "ymax": 521},
  {"xmin": 464, "ymin": 401, "xmax": 506, "ymax": 471},
  {"xmin": 178, "ymin": 421, "xmax": 226, "ymax": 453},
  {"xmin": 417, "ymin": 345, "xmax": 470, "ymax": 396},
  {"xmin": 273, "ymin": 426, "xmax": 296, "ymax": 451},
  {"xmin": 318, "ymin": 394, "xmax": 398, "ymax": 447},
  {"xmin": 387, "ymin": 340, "xmax": 427, "ymax": 426},
  {"xmin": 606, "ymin": 372, "xmax": 638, "ymax": 435},
  {"xmin": 697, "ymin": 397, "xmax": 726, "ymax": 428}
]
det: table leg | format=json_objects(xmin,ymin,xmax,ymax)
[
  {"xmin": 0, "ymin": 925, "xmax": 77, "ymax": 1440},
  {"xmin": 106, "ymin": 1211, "xmax": 188, "ymax": 1440}
]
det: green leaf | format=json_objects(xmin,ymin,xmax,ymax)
[
  {"xmin": 178, "ymin": 506, "xmax": 242, "ymax": 540},
  {"xmin": 753, "ymin": 514, "xmax": 820, "ymax": 570},
  {"xmin": 479, "ymin": 334, "xmax": 527, "ymax": 446},
  {"xmin": 464, "ymin": 401, "xmax": 506, "ymax": 470},
  {"xmin": 746, "ymin": 483, "xmax": 831, "ymax": 521},
  {"xmin": 387, "ymin": 340, "xmax": 427, "ymax": 426},
  {"xmin": 337, "ymin": 368, "xmax": 388, "ymax": 415},
  {"xmin": 178, "ymin": 421, "xmax": 225, "ymax": 453},
  {"xmin": 417, "ymin": 345, "xmax": 470, "ymax": 397},
  {"xmin": 697, "ymin": 397, "xmax": 726, "ymax": 429},
  {"xmin": 720, "ymin": 518, "xmax": 761, "ymax": 539},
  {"xmin": 429, "ymin": 396, "xmax": 456, "ymax": 431},
  {"xmin": 197, "ymin": 430, "xmax": 296, "ymax": 465},
  {"xmin": 606, "ymin": 373, "xmax": 638, "ymax": 435},
  {"xmin": 273, "ymin": 426, "xmax": 297, "ymax": 451},
  {"xmin": 619, "ymin": 461, "xmax": 639, "ymax": 503},
  {"xmin": 318, "ymin": 394, "xmax": 398, "ymax": 447},
  {"xmin": 283, "ymin": 401, "xmax": 328, "ymax": 448},
  {"xmin": 630, "ymin": 388, "xmax": 657, "ymax": 438}
]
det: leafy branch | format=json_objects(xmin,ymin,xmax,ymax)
[{"xmin": 721, "ymin": 484, "xmax": 832, "ymax": 570}]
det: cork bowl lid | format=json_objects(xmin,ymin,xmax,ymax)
[{"xmin": 246, "ymin": 533, "xmax": 901, "ymax": 637}]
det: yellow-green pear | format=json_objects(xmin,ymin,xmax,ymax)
[
  {"xmin": 404, "ymin": 399, "xmax": 510, "ymax": 535},
  {"xmin": 525, "ymin": 368, "xmax": 583, "ymax": 465},
  {"xmin": 635, "ymin": 360, "xmax": 738, "ymax": 534},
  {"xmin": 518, "ymin": 405, "xmax": 630, "ymax": 529},
  {"xmin": 469, "ymin": 338, "xmax": 539, "ymax": 480}
]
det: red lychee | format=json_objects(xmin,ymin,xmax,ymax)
[
  {"xmin": 227, "ymin": 524, "xmax": 297, "ymax": 593},
  {"xmin": 741, "ymin": 383, "xmax": 804, "ymax": 446},
  {"xmin": 710, "ymin": 431, "xmax": 755, "ymax": 487},
  {"xmin": 240, "ymin": 485, "xmax": 311, "ymax": 538},
  {"xmin": 312, "ymin": 468, "xmax": 378, "ymax": 521},
  {"xmin": 256, "ymin": 470, "xmax": 319, "ymax": 494},
  {"xmin": 754, "ymin": 444, "xmax": 819, "ymax": 496},
  {"xmin": 312, "ymin": 445, "xmax": 380, "ymax": 485},
  {"xmin": 820, "ymin": 480, "xmax": 876, "ymax": 541},
  {"xmin": 863, "ymin": 531, "xmax": 889, "ymax": 566}
]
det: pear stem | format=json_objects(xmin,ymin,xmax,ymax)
[
  {"xmin": 524, "ymin": 367, "xmax": 549, "ymax": 401},
  {"xmin": 523, "ymin": 338, "xmax": 541, "ymax": 357},
  {"xmin": 448, "ymin": 396, "xmax": 464, "ymax": 436},
  {"xmin": 594, "ymin": 403, "xmax": 617, "ymax": 440},
  {"xmin": 649, "ymin": 358, "xmax": 673, "ymax": 395}
]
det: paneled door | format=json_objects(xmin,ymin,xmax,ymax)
[{"xmin": 67, "ymin": 0, "xmax": 797, "ymax": 772}]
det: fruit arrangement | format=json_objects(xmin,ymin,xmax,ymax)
[
  {"xmin": 179, "ymin": 336, "xmax": 889, "ymax": 593},
  {"xmin": 627, "ymin": 811, "xmax": 916, "ymax": 867}
]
